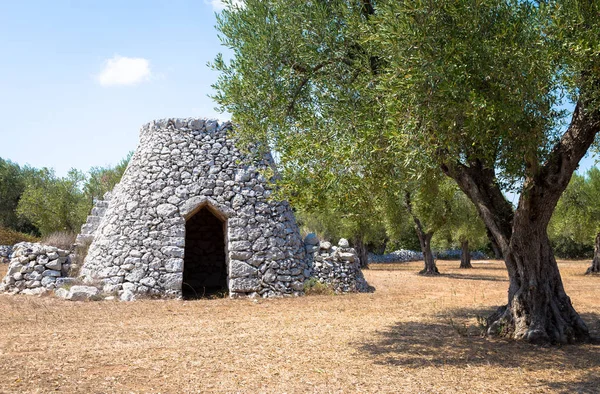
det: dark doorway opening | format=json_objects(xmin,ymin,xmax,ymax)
[{"xmin": 182, "ymin": 207, "xmax": 227, "ymax": 299}]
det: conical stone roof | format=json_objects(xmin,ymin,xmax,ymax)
[{"xmin": 80, "ymin": 118, "xmax": 308, "ymax": 298}]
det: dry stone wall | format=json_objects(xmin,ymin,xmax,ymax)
[
  {"xmin": 80, "ymin": 118, "xmax": 309, "ymax": 299},
  {"xmin": 0, "ymin": 243, "xmax": 72, "ymax": 295},
  {"xmin": 305, "ymin": 236, "xmax": 372, "ymax": 293},
  {"xmin": 75, "ymin": 192, "xmax": 111, "ymax": 247}
]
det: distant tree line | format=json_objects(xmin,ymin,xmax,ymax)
[
  {"xmin": 299, "ymin": 166, "xmax": 600, "ymax": 268},
  {"xmin": 0, "ymin": 153, "xmax": 131, "ymax": 238}
]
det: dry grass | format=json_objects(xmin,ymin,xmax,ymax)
[
  {"xmin": 40, "ymin": 231, "xmax": 77, "ymax": 251},
  {"xmin": 1, "ymin": 260, "xmax": 599, "ymax": 393}
]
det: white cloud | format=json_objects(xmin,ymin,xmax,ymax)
[
  {"xmin": 97, "ymin": 55, "xmax": 152, "ymax": 87},
  {"xmin": 206, "ymin": 0, "xmax": 244, "ymax": 12}
]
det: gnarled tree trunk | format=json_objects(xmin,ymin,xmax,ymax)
[
  {"xmin": 486, "ymin": 208, "xmax": 589, "ymax": 344},
  {"xmin": 416, "ymin": 229, "xmax": 438, "ymax": 275},
  {"xmin": 444, "ymin": 161, "xmax": 590, "ymax": 343},
  {"xmin": 585, "ymin": 232, "xmax": 600, "ymax": 274},
  {"xmin": 404, "ymin": 191, "xmax": 440, "ymax": 275},
  {"xmin": 353, "ymin": 234, "xmax": 370, "ymax": 269},
  {"xmin": 441, "ymin": 100, "xmax": 598, "ymax": 343},
  {"xmin": 487, "ymin": 228, "xmax": 503, "ymax": 259},
  {"xmin": 459, "ymin": 240, "xmax": 472, "ymax": 268}
]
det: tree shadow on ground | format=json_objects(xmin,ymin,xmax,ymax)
[
  {"xmin": 461, "ymin": 264, "xmax": 510, "ymax": 271},
  {"xmin": 542, "ymin": 370, "xmax": 600, "ymax": 394},
  {"xmin": 438, "ymin": 273, "xmax": 508, "ymax": 282},
  {"xmin": 356, "ymin": 308, "xmax": 600, "ymax": 390}
]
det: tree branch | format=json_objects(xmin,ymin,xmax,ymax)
[
  {"xmin": 536, "ymin": 100, "xmax": 600, "ymax": 199},
  {"xmin": 441, "ymin": 160, "xmax": 514, "ymax": 253}
]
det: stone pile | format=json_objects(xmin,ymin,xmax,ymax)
[
  {"xmin": 0, "ymin": 242, "xmax": 72, "ymax": 295},
  {"xmin": 0, "ymin": 245, "xmax": 12, "ymax": 264},
  {"xmin": 305, "ymin": 235, "xmax": 372, "ymax": 293}
]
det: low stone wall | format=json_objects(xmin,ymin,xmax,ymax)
[
  {"xmin": 0, "ymin": 243, "xmax": 72, "ymax": 295},
  {"xmin": 305, "ymin": 235, "xmax": 372, "ymax": 293},
  {"xmin": 368, "ymin": 249, "xmax": 424, "ymax": 264},
  {"xmin": 0, "ymin": 245, "xmax": 12, "ymax": 264},
  {"xmin": 434, "ymin": 249, "xmax": 486, "ymax": 260},
  {"xmin": 369, "ymin": 249, "xmax": 486, "ymax": 264}
]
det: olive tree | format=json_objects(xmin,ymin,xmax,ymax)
[
  {"xmin": 0, "ymin": 158, "xmax": 38, "ymax": 234},
  {"xmin": 17, "ymin": 168, "xmax": 89, "ymax": 235},
  {"xmin": 84, "ymin": 152, "xmax": 132, "ymax": 206},
  {"xmin": 380, "ymin": 173, "xmax": 458, "ymax": 275},
  {"xmin": 213, "ymin": 0, "xmax": 600, "ymax": 343},
  {"xmin": 435, "ymin": 186, "xmax": 488, "ymax": 269}
]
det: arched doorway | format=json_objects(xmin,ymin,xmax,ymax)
[{"xmin": 182, "ymin": 207, "xmax": 227, "ymax": 299}]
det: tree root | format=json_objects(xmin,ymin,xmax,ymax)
[
  {"xmin": 585, "ymin": 266, "xmax": 600, "ymax": 275},
  {"xmin": 418, "ymin": 268, "xmax": 440, "ymax": 276},
  {"xmin": 485, "ymin": 299, "xmax": 590, "ymax": 345}
]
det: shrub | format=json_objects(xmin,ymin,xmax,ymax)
[
  {"xmin": 40, "ymin": 231, "xmax": 77, "ymax": 251},
  {"xmin": 303, "ymin": 278, "xmax": 335, "ymax": 296},
  {"xmin": 0, "ymin": 226, "xmax": 39, "ymax": 245},
  {"xmin": 551, "ymin": 237, "xmax": 594, "ymax": 259}
]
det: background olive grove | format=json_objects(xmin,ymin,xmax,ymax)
[{"xmin": 0, "ymin": 153, "xmax": 131, "ymax": 242}]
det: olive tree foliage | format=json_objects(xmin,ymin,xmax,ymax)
[
  {"xmin": 435, "ymin": 187, "xmax": 488, "ymax": 268},
  {"xmin": 0, "ymin": 158, "xmax": 38, "ymax": 235},
  {"xmin": 15, "ymin": 154, "xmax": 132, "ymax": 237},
  {"xmin": 548, "ymin": 172, "xmax": 593, "ymax": 257},
  {"xmin": 281, "ymin": 150, "xmax": 387, "ymax": 267},
  {"xmin": 17, "ymin": 168, "xmax": 89, "ymax": 236},
  {"xmin": 213, "ymin": 0, "xmax": 600, "ymax": 343},
  {"xmin": 84, "ymin": 152, "xmax": 132, "ymax": 205}
]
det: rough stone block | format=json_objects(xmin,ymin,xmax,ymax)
[
  {"xmin": 229, "ymin": 261, "xmax": 258, "ymax": 278},
  {"xmin": 229, "ymin": 278, "xmax": 261, "ymax": 292},
  {"xmin": 66, "ymin": 286, "xmax": 99, "ymax": 301}
]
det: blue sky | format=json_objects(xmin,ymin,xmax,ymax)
[
  {"xmin": 0, "ymin": 0, "xmax": 232, "ymax": 176},
  {"xmin": 0, "ymin": 0, "xmax": 596, "ymax": 187}
]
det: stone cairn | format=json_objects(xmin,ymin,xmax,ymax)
[
  {"xmin": 0, "ymin": 242, "xmax": 73, "ymax": 295},
  {"xmin": 0, "ymin": 245, "xmax": 12, "ymax": 264},
  {"xmin": 305, "ymin": 234, "xmax": 372, "ymax": 293}
]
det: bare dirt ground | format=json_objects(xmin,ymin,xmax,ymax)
[{"xmin": 1, "ymin": 260, "xmax": 599, "ymax": 393}]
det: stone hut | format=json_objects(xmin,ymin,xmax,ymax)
[{"xmin": 80, "ymin": 118, "xmax": 308, "ymax": 299}]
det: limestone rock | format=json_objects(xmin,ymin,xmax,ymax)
[
  {"xmin": 339, "ymin": 253, "xmax": 356, "ymax": 262},
  {"xmin": 304, "ymin": 233, "xmax": 319, "ymax": 245},
  {"xmin": 45, "ymin": 259, "xmax": 62, "ymax": 271},
  {"xmin": 55, "ymin": 288, "xmax": 69, "ymax": 299},
  {"xmin": 120, "ymin": 290, "xmax": 136, "ymax": 302},
  {"xmin": 66, "ymin": 286, "xmax": 100, "ymax": 301}
]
